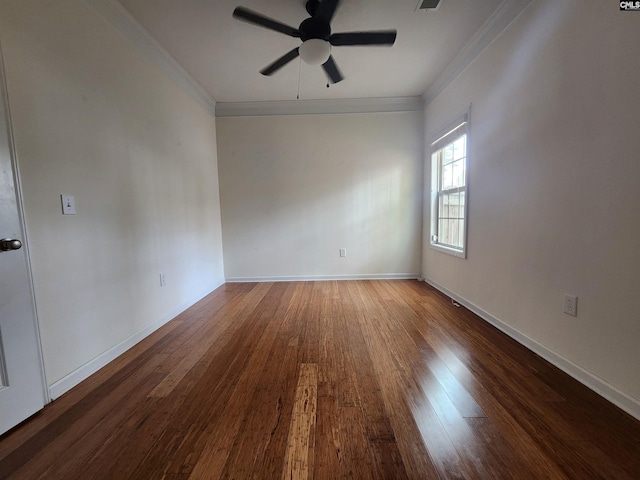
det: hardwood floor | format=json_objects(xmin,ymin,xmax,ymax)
[{"xmin": 1, "ymin": 280, "xmax": 639, "ymax": 479}]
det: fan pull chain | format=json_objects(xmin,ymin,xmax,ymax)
[{"xmin": 296, "ymin": 56, "xmax": 301, "ymax": 100}]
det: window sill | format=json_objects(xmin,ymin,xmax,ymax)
[{"xmin": 429, "ymin": 242, "xmax": 466, "ymax": 259}]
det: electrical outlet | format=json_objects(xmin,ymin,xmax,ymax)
[
  {"xmin": 563, "ymin": 294, "xmax": 578, "ymax": 317},
  {"xmin": 160, "ymin": 273, "xmax": 166, "ymax": 287}
]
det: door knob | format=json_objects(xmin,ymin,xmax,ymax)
[{"xmin": 0, "ymin": 238, "xmax": 22, "ymax": 251}]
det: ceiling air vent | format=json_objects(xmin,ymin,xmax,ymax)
[{"xmin": 419, "ymin": 0, "xmax": 441, "ymax": 10}]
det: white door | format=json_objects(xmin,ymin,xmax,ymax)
[{"xmin": 0, "ymin": 49, "xmax": 47, "ymax": 436}]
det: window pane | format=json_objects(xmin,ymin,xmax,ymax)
[
  {"xmin": 438, "ymin": 219, "xmax": 448, "ymax": 245},
  {"xmin": 446, "ymin": 192, "xmax": 455, "ymax": 218},
  {"xmin": 441, "ymin": 162, "xmax": 453, "ymax": 189},
  {"xmin": 454, "ymin": 193, "xmax": 460, "ymax": 215},
  {"xmin": 437, "ymin": 194, "xmax": 466, "ymax": 250},
  {"xmin": 438, "ymin": 194, "xmax": 447, "ymax": 218},
  {"xmin": 442, "ymin": 144, "xmax": 454, "ymax": 165},
  {"xmin": 452, "ymin": 159, "xmax": 465, "ymax": 188},
  {"xmin": 453, "ymin": 134, "xmax": 466, "ymax": 160},
  {"xmin": 437, "ymin": 216, "xmax": 456, "ymax": 248},
  {"xmin": 443, "ymin": 193, "xmax": 453, "ymax": 218}
]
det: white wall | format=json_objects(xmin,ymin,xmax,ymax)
[
  {"xmin": 217, "ymin": 112, "xmax": 423, "ymax": 280},
  {"xmin": 0, "ymin": 0, "xmax": 224, "ymax": 390},
  {"xmin": 423, "ymin": 0, "xmax": 640, "ymax": 414}
]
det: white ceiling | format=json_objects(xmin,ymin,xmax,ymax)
[{"xmin": 115, "ymin": 0, "xmax": 513, "ymax": 103}]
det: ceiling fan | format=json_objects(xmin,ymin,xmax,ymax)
[{"xmin": 232, "ymin": 0, "xmax": 397, "ymax": 84}]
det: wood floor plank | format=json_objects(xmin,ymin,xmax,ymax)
[
  {"xmin": 352, "ymin": 284, "xmax": 461, "ymax": 462},
  {"xmin": 316, "ymin": 282, "xmax": 338, "ymax": 400},
  {"xmin": 241, "ymin": 289, "xmax": 314, "ymax": 480},
  {"xmin": 338, "ymin": 406, "xmax": 376, "ymax": 480},
  {"xmin": 282, "ymin": 364, "xmax": 318, "ymax": 480},
  {"xmin": 465, "ymin": 417, "xmax": 538, "ymax": 480},
  {"xmin": 0, "ymin": 323, "xmax": 182, "ymax": 461},
  {"xmin": 368, "ymin": 283, "xmax": 519, "ymax": 478},
  {"xmin": 165, "ymin": 282, "xmax": 280, "ymax": 430},
  {"xmin": 299, "ymin": 283, "xmax": 321, "ymax": 365},
  {"xmin": 1, "ymin": 360, "xmax": 168, "ymax": 479},
  {"xmin": 2, "ymin": 280, "xmax": 639, "ymax": 480},
  {"xmin": 409, "ymin": 291, "xmax": 636, "ymax": 479},
  {"xmin": 128, "ymin": 427, "xmax": 190, "ymax": 480},
  {"xmin": 187, "ymin": 283, "xmax": 306, "ymax": 479},
  {"xmin": 331, "ymin": 286, "xmax": 361, "ymax": 409},
  {"xmin": 345, "ymin": 282, "xmax": 441, "ymax": 480},
  {"xmin": 313, "ymin": 283, "xmax": 342, "ymax": 480},
  {"xmin": 381, "ymin": 283, "xmax": 487, "ymax": 418},
  {"xmin": 181, "ymin": 283, "xmax": 298, "ymax": 479},
  {"xmin": 337, "ymin": 286, "xmax": 396, "ymax": 444},
  {"xmin": 370, "ymin": 441, "xmax": 410, "ymax": 480},
  {"xmin": 313, "ymin": 395, "xmax": 341, "ymax": 480},
  {"xmin": 84, "ymin": 284, "xmax": 286, "ymax": 479},
  {"xmin": 387, "ymin": 281, "xmax": 571, "ymax": 480}
]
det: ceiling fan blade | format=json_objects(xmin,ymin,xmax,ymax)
[
  {"xmin": 233, "ymin": 7, "xmax": 301, "ymax": 38},
  {"xmin": 260, "ymin": 48, "xmax": 300, "ymax": 76},
  {"xmin": 322, "ymin": 55, "xmax": 343, "ymax": 84},
  {"xmin": 330, "ymin": 30, "xmax": 397, "ymax": 46},
  {"xmin": 316, "ymin": 0, "xmax": 340, "ymax": 23}
]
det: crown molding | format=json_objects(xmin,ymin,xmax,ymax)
[
  {"xmin": 84, "ymin": 0, "xmax": 529, "ymax": 117},
  {"xmin": 423, "ymin": 0, "xmax": 533, "ymax": 107},
  {"xmin": 85, "ymin": 0, "xmax": 216, "ymax": 117},
  {"xmin": 215, "ymin": 96, "xmax": 424, "ymax": 117}
]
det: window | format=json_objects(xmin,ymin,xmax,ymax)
[{"xmin": 430, "ymin": 116, "xmax": 468, "ymax": 258}]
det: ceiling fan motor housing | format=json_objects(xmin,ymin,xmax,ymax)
[
  {"xmin": 305, "ymin": 0, "xmax": 320, "ymax": 16},
  {"xmin": 299, "ymin": 17, "xmax": 331, "ymax": 41}
]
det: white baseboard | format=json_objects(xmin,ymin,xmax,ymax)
[
  {"xmin": 48, "ymin": 281, "xmax": 224, "ymax": 400},
  {"xmin": 423, "ymin": 276, "xmax": 640, "ymax": 421},
  {"xmin": 225, "ymin": 273, "xmax": 421, "ymax": 283}
]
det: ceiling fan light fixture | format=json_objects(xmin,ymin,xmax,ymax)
[
  {"xmin": 299, "ymin": 39, "xmax": 331, "ymax": 65},
  {"xmin": 232, "ymin": 3, "xmax": 396, "ymax": 83}
]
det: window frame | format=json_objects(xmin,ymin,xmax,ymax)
[{"xmin": 429, "ymin": 113, "xmax": 469, "ymax": 258}]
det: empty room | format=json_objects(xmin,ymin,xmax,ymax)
[{"xmin": 1, "ymin": 0, "xmax": 639, "ymax": 478}]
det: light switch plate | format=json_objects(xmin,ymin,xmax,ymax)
[
  {"xmin": 563, "ymin": 294, "xmax": 578, "ymax": 317},
  {"xmin": 61, "ymin": 195, "xmax": 76, "ymax": 215}
]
